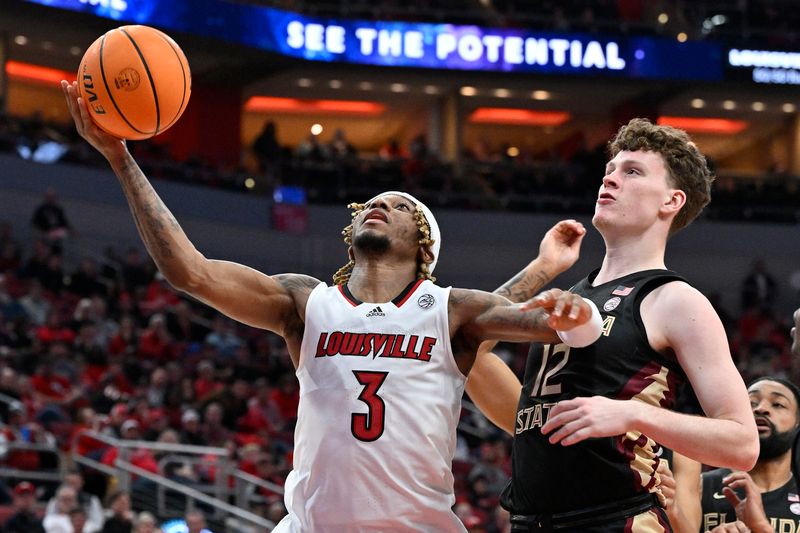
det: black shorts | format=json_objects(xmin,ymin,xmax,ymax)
[{"xmin": 509, "ymin": 494, "xmax": 673, "ymax": 533}]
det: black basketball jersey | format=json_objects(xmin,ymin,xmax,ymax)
[
  {"xmin": 501, "ymin": 269, "xmax": 687, "ymax": 515},
  {"xmin": 701, "ymin": 468, "xmax": 800, "ymax": 533}
]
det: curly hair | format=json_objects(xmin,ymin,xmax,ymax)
[
  {"xmin": 332, "ymin": 202, "xmax": 436, "ymax": 285},
  {"xmin": 609, "ymin": 118, "xmax": 715, "ymax": 235}
]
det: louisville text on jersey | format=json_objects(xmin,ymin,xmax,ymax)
[{"xmin": 315, "ymin": 331, "xmax": 437, "ymax": 361}]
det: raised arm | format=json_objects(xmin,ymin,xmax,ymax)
[
  {"xmin": 61, "ymin": 81, "xmax": 318, "ymax": 343},
  {"xmin": 494, "ymin": 219, "xmax": 586, "ymax": 303},
  {"xmin": 467, "ymin": 219, "xmax": 586, "ymax": 432}
]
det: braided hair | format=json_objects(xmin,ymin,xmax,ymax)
[{"xmin": 332, "ymin": 201, "xmax": 437, "ymax": 285}]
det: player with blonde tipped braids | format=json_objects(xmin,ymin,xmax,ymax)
[{"xmin": 63, "ymin": 79, "xmax": 602, "ymax": 532}]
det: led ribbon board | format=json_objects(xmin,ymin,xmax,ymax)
[
  {"xmin": 26, "ymin": 0, "xmax": 722, "ymax": 80},
  {"xmin": 726, "ymin": 48, "xmax": 800, "ymax": 85}
]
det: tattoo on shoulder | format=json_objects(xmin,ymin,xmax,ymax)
[
  {"xmin": 450, "ymin": 288, "xmax": 504, "ymax": 314},
  {"xmin": 275, "ymin": 274, "xmax": 320, "ymax": 296},
  {"xmin": 495, "ymin": 270, "xmax": 551, "ymax": 303}
]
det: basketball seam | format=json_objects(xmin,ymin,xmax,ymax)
[
  {"xmin": 120, "ymin": 27, "xmax": 161, "ymax": 136},
  {"xmin": 98, "ymin": 31, "xmax": 150, "ymax": 136},
  {"xmin": 154, "ymin": 33, "xmax": 189, "ymax": 131}
]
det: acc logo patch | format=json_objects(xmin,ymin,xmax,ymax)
[
  {"xmin": 115, "ymin": 68, "xmax": 141, "ymax": 91},
  {"xmin": 417, "ymin": 294, "xmax": 435, "ymax": 309},
  {"xmin": 603, "ymin": 297, "xmax": 621, "ymax": 312}
]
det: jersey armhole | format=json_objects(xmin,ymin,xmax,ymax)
[{"xmin": 632, "ymin": 274, "xmax": 687, "ymax": 364}]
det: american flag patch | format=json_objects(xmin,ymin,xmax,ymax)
[{"xmin": 612, "ymin": 285, "xmax": 633, "ymax": 296}]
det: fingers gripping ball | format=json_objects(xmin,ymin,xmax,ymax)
[{"xmin": 78, "ymin": 25, "xmax": 191, "ymax": 140}]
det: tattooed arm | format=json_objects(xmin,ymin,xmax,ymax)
[
  {"xmin": 494, "ymin": 219, "xmax": 585, "ymax": 302},
  {"xmin": 450, "ymin": 288, "xmax": 594, "ymax": 362},
  {"xmin": 61, "ymin": 81, "xmax": 319, "ymax": 345},
  {"xmin": 467, "ymin": 220, "xmax": 586, "ymax": 433}
]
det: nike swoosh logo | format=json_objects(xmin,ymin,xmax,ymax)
[{"xmin": 712, "ymin": 491, "xmax": 726, "ymax": 499}]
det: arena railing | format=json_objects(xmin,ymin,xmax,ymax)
[{"xmin": 72, "ymin": 429, "xmax": 275, "ymax": 531}]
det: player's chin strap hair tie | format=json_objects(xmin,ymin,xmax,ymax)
[{"xmin": 365, "ymin": 191, "xmax": 441, "ymax": 274}]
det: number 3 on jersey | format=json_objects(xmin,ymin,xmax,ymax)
[
  {"xmin": 530, "ymin": 344, "xmax": 571, "ymax": 397},
  {"xmin": 351, "ymin": 370, "xmax": 388, "ymax": 442}
]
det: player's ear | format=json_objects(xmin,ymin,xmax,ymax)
[
  {"xmin": 418, "ymin": 245, "xmax": 434, "ymax": 266},
  {"xmin": 662, "ymin": 189, "xmax": 686, "ymax": 216}
]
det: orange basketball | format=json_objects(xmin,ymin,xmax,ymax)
[{"xmin": 77, "ymin": 25, "xmax": 191, "ymax": 140}]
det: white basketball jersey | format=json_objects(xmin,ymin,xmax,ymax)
[{"xmin": 273, "ymin": 279, "xmax": 467, "ymax": 533}]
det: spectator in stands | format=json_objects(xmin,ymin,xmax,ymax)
[
  {"xmin": 741, "ymin": 258, "xmax": 777, "ymax": 312},
  {"xmin": 193, "ymin": 361, "xmax": 223, "ymax": 403},
  {"xmin": 139, "ymin": 273, "xmax": 180, "ymax": 317},
  {"xmin": 0, "ymin": 274, "xmax": 26, "ymax": 322},
  {"xmin": 20, "ymin": 240, "xmax": 51, "ymax": 284},
  {"xmin": 184, "ymin": 510, "xmax": 211, "ymax": 533},
  {"xmin": 30, "ymin": 358, "xmax": 79, "ymax": 414},
  {"xmin": 0, "ymin": 220, "xmax": 23, "ymax": 274},
  {"xmin": 792, "ymin": 307, "xmax": 800, "ymax": 359},
  {"xmin": 100, "ymin": 490, "xmax": 133, "ymax": 533},
  {"xmin": 467, "ymin": 436, "xmax": 510, "ymax": 496},
  {"xmin": 165, "ymin": 300, "xmax": 207, "ymax": 344},
  {"xmin": 131, "ymin": 512, "xmax": 160, "ymax": 533},
  {"xmin": 179, "ymin": 408, "xmax": 203, "ymax": 446},
  {"xmin": 120, "ymin": 248, "xmax": 152, "ymax": 294},
  {"xmin": 99, "ymin": 246, "xmax": 121, "ymax": 287},
  {"xmin": 70, "ymin": 507, "xmax": 89, "ymax": 533},
  {"xmin": 0, "ymin": 402, "xmax": 56, "ymax": 471},
  {"xmin": 295, "ymin": 133, "xmax": 326, "ymax": 162},
  {"xmin": 46, "ymin": 471, "xmax": 104, "ymax": 533},
  {"xmin": 0, "ymin": 368, "xmax": 22, "ymax": 414},
  {"xmin": 327, "ymin": 128, "xmax": 357, "ymax": 160},
  {"xmin": 269, "ymin": 374, "xmax": 299, "ymax": 429},
  {"xmin": 100, "ymin": 419, "xmax": 159, "ymax": 476},
  {"xmin": 43, "ymin": 485, "xmax": 78, "ymax": 533},
  {"xmin": 378, "ymin": 138, "xmax": 406, "ymax": 160},
  {"xmin": 203, "ymin": 316, "xmax": 243, "ymax": 359},
  {"xmin": 3, "ymin": 481, "xmax": 45, "ymax": 533},
  {"xmin": 107, "ymin": 315, "xmax": 138, "ymax": 357},
  {"xmin": 68, "ymin": 259, "xmax": 108, "ymax": 299},
  {"xmin": 143, "ymin": 368, "xmax": 169, "ymax": 409},
  {"xmin": 201, "ymin": 402, "xmax": 231, "ymax": 447},
  {"xmin": 137, "ymin": 314, "xmax": 173, "ymax": 365},
  {"xmin": 30, "ymin": 188, "xmax": 72, "ymax": 253},
  {"xmin": 19, "ymin": 279, "xmax": 51, "ymax": 326},
  {"xmin": 252, "ymin": 120, "xmax": 283, "ymax": 175},
  {"xmin": 71, "ymin": 407, "xmax": 109, "ymax": 460}
]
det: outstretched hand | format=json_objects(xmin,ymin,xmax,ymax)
[
  {"xmin": 538, "ymin": 219, "xmax": 586, "ymax": 275},
  {"xmin": 60, "ymin": 80, "xmax": 127, "ymax": 160},
  {"xmin": 520, "ymin": 288, "xmax": 593, "ymax": 331},
  {"xmin": 719, "ymin": 471, "xmax": 772, "ymax": 533}
]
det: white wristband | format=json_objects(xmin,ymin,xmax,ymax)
[{"xmin": 556, "ymin": 298, "xmax": 603, "ymax": 348}]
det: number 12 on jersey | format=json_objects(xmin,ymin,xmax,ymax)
[{"xmin": 530, "ymin": 344, "xmax": 571, "ymax": 397}]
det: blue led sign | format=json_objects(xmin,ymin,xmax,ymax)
[{"xmin": 25, "ymin": 0, "xmax": 723, "ymax": 81}]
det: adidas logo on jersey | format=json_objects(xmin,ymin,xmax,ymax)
[{"xmin": 366, "ymin": 306, "xmax": 385, "ymax": 317}]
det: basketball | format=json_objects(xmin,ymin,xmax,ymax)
[{"xmin": 77, "ymin": 25, "xmax": 191, "ymax": 140}]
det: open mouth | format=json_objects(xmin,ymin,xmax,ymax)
[
  {"xmin": 755, "ymin": 417, "xmax": 772, "ymax": 433},
  {"xmin": 364, "ymin": 210, "xmax": 388, "ymax": 223}
]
